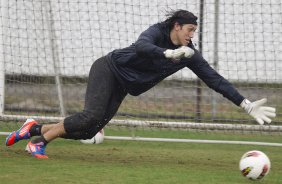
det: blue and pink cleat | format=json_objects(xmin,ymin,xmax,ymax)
[
  {"xmin": 6, "ymin": 119, "xmax": 48, "ymax": 159},
  {"xmin": 26, "ymin": 141, "xmax": 48, "ymax": 159},
  {"xmin": 5, "ymin": 119, "xmax": 38, "ymax": 146}
]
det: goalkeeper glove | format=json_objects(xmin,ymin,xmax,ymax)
[
  {"xmin": 164, "ymin": 46, "xmax": 194, "ymax": 60},
  {"xmin": 240, "ymin": 98, "xmax": 276, "ymax": 125}
]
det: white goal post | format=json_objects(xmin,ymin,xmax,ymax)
[
  {"xmin": 1, "ymin": 114, "xmax": 282, "ymax": 132},
  {"xmin": 1, "ymin": 114, "xmax": 282, "ymax": 147}
]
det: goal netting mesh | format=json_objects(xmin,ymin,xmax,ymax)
[{"xmin": 0, "ymin": 0, "xmax": 282, "ymax": 144}]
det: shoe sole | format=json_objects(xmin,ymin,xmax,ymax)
[{"xmin": 25, "ymin": 144, "xmax": 31, "ymax": 154}]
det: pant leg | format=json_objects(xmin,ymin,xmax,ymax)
[
  {"xmin": 63, "ymin": 56, "xmax": 127, "ymax": 139},
  {"xmin": 97, "ymin": 84, "xmax": 127, "ymax": 130},
  {"xmin": 64, "ymin": 84, "xmax": 127, "ymax": 140}
]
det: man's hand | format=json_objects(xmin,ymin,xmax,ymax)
[
  {"xmin": 164, "ymin": 46, "xmax": 194, "ymax": 60},
  {"xmin": 240, "ymin": 98, "xmax": 276, "ymax": 125}
]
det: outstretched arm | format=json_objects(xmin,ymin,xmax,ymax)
[
  {"xmin": 187, "ymin": 51, "xmax": 244, "ymax": 106},
  {"xmin": 187, "ymin": 51, "xmax": 276, "ymax": 125}
]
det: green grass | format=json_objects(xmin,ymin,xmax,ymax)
[{"xmin": 1, "ymin": 130, "xmax": 282, "ymax": 184}]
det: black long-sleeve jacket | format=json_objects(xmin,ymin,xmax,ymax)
[{"xmin": 107, "ymin": 22, "xmax": 244, "ymax": 106}]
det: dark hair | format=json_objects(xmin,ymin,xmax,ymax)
[{"xmin": 164, "ymin": 9, "xmax": 198, "ymax": 30}]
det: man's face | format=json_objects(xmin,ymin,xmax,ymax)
[{"xmin": 175, "ymin": 24, "xmax": 197, "ymax": 46}]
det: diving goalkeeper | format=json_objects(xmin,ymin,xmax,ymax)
[{"xmin": 5, "ymin": 9, "xmax": 276, "ymax": 158}]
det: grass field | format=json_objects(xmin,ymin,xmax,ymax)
[{"xmin": 1, "ymin": 127, "xmax": 282, "ymax": 184}]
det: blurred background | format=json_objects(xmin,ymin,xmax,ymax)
[{"xmin": 0, "ymin": 0, "xmax": 281, "ymax": 126}]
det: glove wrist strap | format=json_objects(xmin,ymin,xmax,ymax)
[{"xmin": 240, "ymin": 99, "xmax": 251, "ymax": 112}]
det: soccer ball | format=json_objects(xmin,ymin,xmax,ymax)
[
  {"xmin": 239, "ymin": 150, "xmax": 271, "ymax": 180},
  {"xmin": 80, "ymin": 129, "xmax": 105, "ymax": 144}
]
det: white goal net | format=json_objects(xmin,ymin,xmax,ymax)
[{"xmin": 0, "ymin": 0, "xmax": 282, "ymax": 143}]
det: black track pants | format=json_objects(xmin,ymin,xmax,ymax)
[{"xmin": 63, "ymin": 56, "xmax": 127, "ymax": 139}]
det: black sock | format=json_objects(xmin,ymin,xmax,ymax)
[
  {"xmin": 31, "ymin": 135, "xmax": 48, "ymax": 145},
  {"xmin": 29, "ymin": 124, "xmax": 42, "ymax": 136}
]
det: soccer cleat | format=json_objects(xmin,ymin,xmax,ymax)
[
  {"xmin": 27, "ymin": 141, "xmax": 48, "ymax": 159},
  {"xmin": 5, "ymin": 119, "xmax": 38, "ymax": 146}
]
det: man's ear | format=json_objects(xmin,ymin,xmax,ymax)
[{"xmin": 174, "ymin": 22, "xmax": 181, "ymax": 31}]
